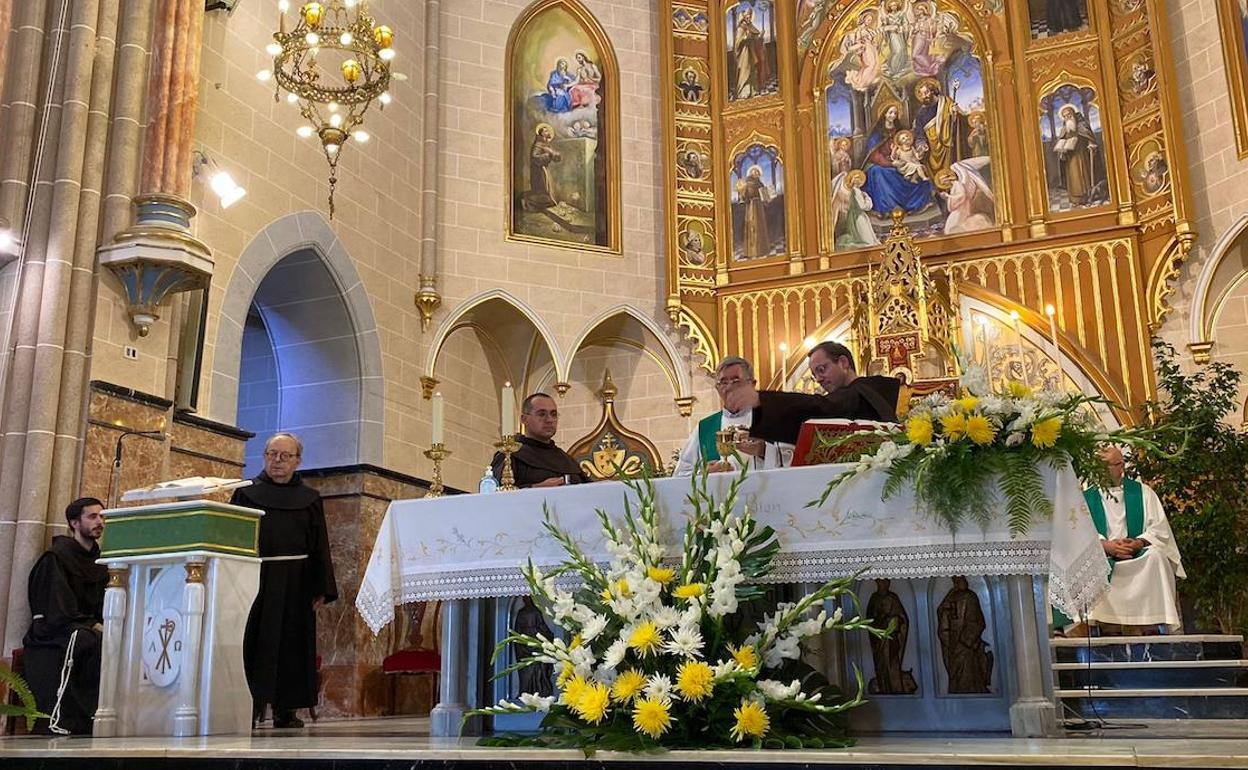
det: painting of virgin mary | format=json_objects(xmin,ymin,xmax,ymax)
[{"xmin": 861, "ymin": 103, "xmax": 934, "ymax": 215}]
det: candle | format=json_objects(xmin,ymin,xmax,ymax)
[
  {"xmin": 778, "ymin": 342, "xmax": 789, "ymax": 390},
  {"xmin": 431, "ymin": 392, "xmax": 444, "ymax": 445},
  {"xmin": 978, "ymin": 315, "xmax": 993, "ymax": 385},
  {"xmin": 501, "ymin": 382, "xmax": 515, "ymax": 436},
  {"xmin": 1010, "ymin": 310, "xmax": 1025, "ymax": 386},
  {"xmin": 1045, "ymin": 303, "xmax": 1059, "ymax": 362}
]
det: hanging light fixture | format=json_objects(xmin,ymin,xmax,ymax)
[{"xmin": 263, "ymin": 0, "xmax": 394, "ymax": 217}]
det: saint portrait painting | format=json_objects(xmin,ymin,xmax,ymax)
[
  {"xmin": 822, "ymin": 1, "xmax": 996, "ymax": 252},
  {"xmin": 726, "ymin": 0, "xmax": 780, "ymax": 101},
  {"xmin": 507, "ymin": 0, "xmax": 619, "ymax": 252},
  {"xmin": 1039, "ymin": 85, "xmax": 1110, "ymax": 212},
  {"xmin": 730, "ymin": 145, "xmax": 787, "ymax": 260}
]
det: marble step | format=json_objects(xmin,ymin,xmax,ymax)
[
  {"xmin": 1055, "ymin": 659, "xmax": 1248, "ymax": 690},
  {"xmin": 1058, "ymin": 687, "xmax": 1248, "ymax": 720},
  {"xmin": 1051, "ymin": 634, "xmax": 1245, "ymax": 664}
]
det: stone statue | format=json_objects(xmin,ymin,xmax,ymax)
[
  {"xmin": 865, "ymin": 579, "xmax": 918, "ymax": 694},
  {"xmin": 936, "ymin": 576, "xmax": 994, "ymax": 693},
  {"xmin": 512, "ymin": 596, "xmax": 554, "ymax": 697}
]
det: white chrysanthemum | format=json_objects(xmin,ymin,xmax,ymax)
[
  {"xmin": 652, "ymin": 605, "xmax": 681, "ymax": 629},
  {"xmin": 519, "ymin": 693, "xmax": 554, "ymax": 711},
  {"xmin": 580, "ymin": 613, "xmax": 608, "ymax": 643},
  {"xmin": 644, "ymin": 673, "xmax": 672, "ymax": 702},
  {"xmin": 601, "ymin": 637, "xmax": 628, "ymax": 670},
  {"xmin": 961, "ymin": 362, "xmax": 991, "ymax": 396},
  {"xmin": 756, "ymin": 679, "xmax": 802, "ymax": 700},
  {"xmin": 1005, "ymin": 431, "xmax": 1025, "ymax": 447},
  {"xmin": 663, "ymin": 625, "xmax": 704, "ymax": 658}
]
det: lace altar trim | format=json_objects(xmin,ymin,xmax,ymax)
[{"xmin": 1048, "ymin": 536, "xmax": 1110, "ymax": 619}]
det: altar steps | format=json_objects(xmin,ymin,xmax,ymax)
[{"xmin": 1052, "ymin": 634, "xmax": 1248, "ymax": 721}]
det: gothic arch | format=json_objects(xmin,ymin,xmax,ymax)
[
  {"xmin": 566, "ymin": 304, "xmax": 693, "ymax": 401},
  {"xmin": 426, "ymin": 289, "xmax": 564, "ymax": 392},
  {"xmin": 1188, "ymin": 213, "xmax": 1248, "ymax": 351},
  {"xmin": 209, "ymin": 211, "xmax": 385, "ymax": 466}
]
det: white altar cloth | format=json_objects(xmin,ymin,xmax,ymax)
[{"xmin": 356, "ymin": 463, "xmax": 1108, "ymax": 635}]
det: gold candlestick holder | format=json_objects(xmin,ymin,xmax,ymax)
[
  {"xmin": 423, "ymin": 443, "xmax": 451, "ymax": 498},
  {"xmin": 495, "ymin": 433, "xmax": 520, "ymax": 491}
]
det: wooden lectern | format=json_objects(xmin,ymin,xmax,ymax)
[{"xmin": 92, "ymin": 499, "xmax": 263, "ymax": 737}]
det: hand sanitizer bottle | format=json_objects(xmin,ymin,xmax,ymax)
[{"xmin": 478, "ymin": 466, "xmax": 498, "ymax": 494}]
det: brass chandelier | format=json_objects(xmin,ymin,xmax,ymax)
[{"xmin": 260, "ymin": 0, "xmax": 395, "ymax": 217}]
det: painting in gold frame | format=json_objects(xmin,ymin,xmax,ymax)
[
  {"xmin": 505, "ymin": 0, "xmax": 622, "ymax": 253},
  {"xmin": 1216, "ymin": 0, "xmax": 1248, "ymax": 159}
]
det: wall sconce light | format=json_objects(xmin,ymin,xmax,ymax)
[{"xmin": 193, "ymin": 151, "xmax": 246, "ymax": 209}]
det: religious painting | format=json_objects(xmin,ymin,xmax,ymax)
[
  {"xmin": 679, "ymin": 220, "xmax": 713, "ymax": 267},
  {"xmin": 1130, "ymin": 139, "xmax": 1170, "ymax": 197},
  {"xmin": 1119, "ymin": 52, "xmax": 1157, "ymax": 100},
  {"xmin": 677, "ymin": 144, "xmax": 709, "ymax": 181},
  {"xmin": 1039, "ymin": 85, "xmax": 1110, "ymax": 212},
  {"xmin": 1027, "ymin": 0, "xmax": 1089, "ymax": 40},
  {"xmin": 726, "ymin": 0, "xmax": 779, "ymax": 101},
  {"xmin": 1216, "ymin": 0, "xmax": 1248, "ymax": 158},
  {"xmin": 730, "ymin": 144, "xmax": 787, "ymax": 260},
  {"xmin": 822, "ymin": 2, "xmax": 996, "ymax": 252},
  {"xmin": 506, "ymin": 0, "xmax": 620, "ymax": 252},
  {"xmin": 672, "ymin": 5, "xmax": 710, "ymax": 36},
  {"xmin": 676, "ymin": 64, "xmax": 707, "ymax": 105}
]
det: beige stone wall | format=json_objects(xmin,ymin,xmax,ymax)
[
  {"xmin": 1158, "ymin": 0, "xmax": 1248, "ymax": 395},
  {"xmin": 87, "ymin": 0, "xmax": 711, "ymax": 494}
]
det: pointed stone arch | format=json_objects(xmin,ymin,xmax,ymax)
[
  {"xmin": 1188, "ymin": 213, "xmax": 1248, "ymax": 357},
  {"xmin": 566, "ymin": 304, "xmax": 693, "ymax": 402}
]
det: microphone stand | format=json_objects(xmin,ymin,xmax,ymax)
[{"xmin": 107, "ymin": 429, "xmax": 167, "ymax": 508}]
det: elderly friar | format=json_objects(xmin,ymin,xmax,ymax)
[
  {"xmin": 231, "ymin": 433, "xmax": 338, "ymax": 728},
  {"xmin": 674, "ymin": 356, "xmax": 792, "ymax": 476}
]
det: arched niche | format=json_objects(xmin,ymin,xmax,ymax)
[
  {"xmin": 505, "ymin": 0, "xmax": 621, "ymax": 253},
  {"xmin": 1188, "ymin": 214, "xmax": 1248, "ymax": 356},
  {"xmin": 210, "ymin": 211, "xmax": 384, "ymax": 468}
]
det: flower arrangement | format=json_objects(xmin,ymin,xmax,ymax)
[
  {"xmin": 467, "ymin": 470, "xmax": 891, "ymax": 753},
  {"xmin": 811, "ymin": 360, "xmax": 1173, "ymax": 536}
]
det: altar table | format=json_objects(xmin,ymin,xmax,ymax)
[{"xmin": 356, "ymin": 463, "xmax": 1108, "ymax": 738}]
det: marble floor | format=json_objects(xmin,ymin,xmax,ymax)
[{"xmin": 1, "ymin": 717, "xmax": 1246, "ymax": 767}]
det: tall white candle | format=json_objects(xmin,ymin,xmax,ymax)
[
  {"xmin": 501, "ymin": 382, "xmax": 515, "ymax": 436},
  {"xmin": 1045, "ymin": 303, "xmax": 1059, "ymax": 362},
  {"xmin": 431, "ymin": 392, "xmax": 444, "ymax": 445},
  {"xmin": 1010, "ymin": 310, "xmax": 1025, "ymax": 386}
]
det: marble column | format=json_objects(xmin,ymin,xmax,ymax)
[
  {"xmin": 414, "ymin": 0, "xmax": 443, "ymax": 331},
  {"xmin": 98, "ymin": 0, "xmax": 212, "ymax": 338},
  {"xmin": 1006, "ymin": 574, "xmax": 1057, "ymax": 737},
  {"xmin": 0, "ymin": 0, "xmax": 125, "ymax": 658}
]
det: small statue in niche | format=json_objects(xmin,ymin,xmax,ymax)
[
  {"xmin": 865, "ymin": 579, "xmax": 918, "ymax": 694},
  {"xmin": 936, "ymin": 576, "xmax": 994, "ymax": 694},
  {"xmin": 512, "ymin": 596, "xmax": 554, "ymax": 697}
]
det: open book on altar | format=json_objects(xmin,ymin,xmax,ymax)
[
  {"xmin": 119, "ymin": 476, "xmax": 252, "ymax": 503},
  {"xmin": 791, "ymin": 419, "xmax": 894, "ymax": 466}
]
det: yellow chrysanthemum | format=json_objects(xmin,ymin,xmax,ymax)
[
  {"xmin": 675, "ymin": 660, "xmax": 715, "ymax": 702},
  {"xmin": 1007, "ymin": 380, "xmax": 1033, "ymax": 399},
  {"xmin": 965, "ymin": 414, "xmax": 996, "ymax": 445},
  {"xmin": 556, "ymin": 661, "xmax": 575, "ymax": 688},
  {"xmin": 632, "ymin": 696, "xmax": 673, "ymax": 739},
  {"xmin": 647, "ymin": 566, "xmax": 675, "ymax": 585},
  {"xmin": 560, "ymin": 674, "xmax": 588, "ymax": 707},
  {"xmin": 730, "ymin": 643, "xmax": 758, "ymax": 670},
  {"xmin": 601, "ymin": 586, "xmax": 613, "ymax": 602},
  {"xmin": 570, "ymin": 633, "xmax": 583, "ymax": 650},
  {"xmin": 954, "ymin": 395, "xmax": 979, "ymax": 413},
  {"xmin": 574, "ymin": 682, "xmax": 611, "ymax": 724},
  {"xmin": 628, "ymin": 621, "xmax": 663, "ymax": 656},
  {"xmin": 616, "ymin": 578, "xmax": 632, "ymax": 598},
  {"xmin": 940, "ymin": 412, "xmax": 967, "ymax": 441},
  {"xmin": 611, "ymin": 669, "xmax": 648, "ymax": 703},
  {"xmin": 731, "ymin": 699, "xmax": 770, "ymax": 742},
  {"xmin": 906, "ymin": 415, "xmax": 934, "ymax": 446},
  {"xmin": 673, "ymin": 583, "xmax": 705, "ymax": 600},
  {"xmin": 1031, "ymin": 416, "xmax": 1062, "ymax": 448}
]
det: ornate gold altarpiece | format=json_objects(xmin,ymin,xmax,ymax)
[{"xmin": 661, "ymin": 0, "xmax": 1194, "ymax": 423}]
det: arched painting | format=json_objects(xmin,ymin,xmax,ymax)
[
  {"xmin": 507, "ymin": 0, "xmax": 620, "ymax": 252},
  {"xmin": 1039, "ymin": 85, "xmax": 1110, "ymax": 212},
  {"xmin": 822, "ymin": 1, "xmax": 996, "ymax": 252},
  {"xmin": 726, "ymin": 0, "xmax": 780, "ymax": 101},
  {"xmin": 731, "ymin": 144, "xmax": 787, "ymax": 260}
]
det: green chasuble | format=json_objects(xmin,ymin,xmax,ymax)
[
  {"xmin": 697, "ymin": 412, "xmax": 723, "ymax": 462},
  {"xmin": 1053, "ymin": 477, "xmax": 1147, "ymax": 627}
]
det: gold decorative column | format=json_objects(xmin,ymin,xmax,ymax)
[{"xmin": 98, "ymin": 0, "xmax": 212, "ymax": 337}]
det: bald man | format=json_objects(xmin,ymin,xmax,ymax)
[{"xmin": 1080, "ymin": 445, "xmax": 1185, "ymax": 634}]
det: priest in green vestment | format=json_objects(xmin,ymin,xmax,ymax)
[
  {"xmin": 1074, "ymin": 445, "xmax": 1185, "ymax": 633},
  {"xmin": 673, "ymin": 356, "xmax": 792, "ymax": 476}
]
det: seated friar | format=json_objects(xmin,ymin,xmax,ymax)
[{"xmin": 1082, "ymin": 445, "xmax": 1186, "ymax": 633}]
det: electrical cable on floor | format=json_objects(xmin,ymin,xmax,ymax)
[{"xmin": 1061, "ymin": 608, "xmax": 1149, "ymax": 733}]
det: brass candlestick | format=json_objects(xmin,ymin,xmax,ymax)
[
  {"xmin": 495, "ymin": 434, "xmax": 520, "ymax": 491},
  {"xmin": 423, "ymin": 443, "xmax": 451, "ymax": 497}
]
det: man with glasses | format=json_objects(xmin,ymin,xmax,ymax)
[
  {"xmin": 230, "ymin": 433, "xmax": 338, "ymax": 729},
  {"xmin": 492, "ymin": 392, "xmax": 590, "ymax": 488},
  {"xmin": 724, "ymin": 341, "xmax": 901, "ymax": 444},
  {"xmin": 673, "ymin": 356, "xmax": 791, "ymax": 476}
]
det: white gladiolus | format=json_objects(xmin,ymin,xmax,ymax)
[
  {"xmin": 519, "ymin": 693, "xmax": 554, "ymax": 711},
  {"xmin": 757, "ymin": 679, "xmax": 802, "ymax": 700}
]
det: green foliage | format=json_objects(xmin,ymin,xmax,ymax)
[
  {"xmin": 1131, "ymin": 340, "xmax": 1248, "ymax": 634},
  {"xmin": 0, "ymin": 664, "xmax": 47, "ymax": 732}
]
